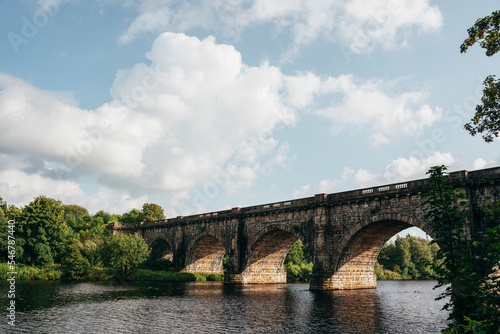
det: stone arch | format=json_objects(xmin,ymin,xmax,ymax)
[
  {"xmin": 146, "ymin": 232, "xmax": 174, "ymax": 262},
  {"xmin": 182, "ymin": 234, "xmax": 225, "ymax": 274},
  {"xmin": 328, "ymin": 212, "xmax": 433, "ymax": 290},
  {"xmin": 247, "ymin": 224, "xmax": 308, "ymax": 251},
  {"xmin": 240, "ymin": 225, "xmax": 305, "ymax": 283}
]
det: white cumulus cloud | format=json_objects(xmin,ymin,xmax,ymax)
[
  {"xmin": 316, "ymin": 75, "xmax": 442, "ymax": 145},
  {"xmin": 115, "ymin": 0, "xmax": 443, "ymax": 56},
  {"xmin": 472, "ymin": 158, "xmax": 487, "ymax": 170},
  {"xmin": 0, "ymin": 33, "xmax": 303, "ymax": 207},
  {"xmin": 0, "ymin": 32, "xmax": 444, "ymax": 212},
  {"xmin": 292, "ymin": 167, "xmax": 354, "ymax": 198},
  {"xmin": 353, "ymin": 151, "xmax": 456, "ymax": 188},
  {"xmin": 0, "ymin": 168, "xmax": 147, "ymax": 214}
]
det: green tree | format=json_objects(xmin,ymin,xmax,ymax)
[
  {"xmin": 472, "ymin": 201, "xmax": 500, "ymax": 332},
  {"xmin": 63, "ymin": 204, "xmax": 90, "ymax": 220},
  {"xmin": 461, "ymin": 10, "xmax": 500, "ymax": 142},
  {"xmin": 421, "ymin": 165, "xmax": 496, "ymax": 332},
  {"xmin": 285, "ymin": 240, "xmax": 308, "ymax": 265},
  {"xmin": 0, "ymin": 196, "xmax": 6, "ymax": 211},
  {"xmin": 17, "ymin": 196, "xmax": 71, "ymax": 266},
  {"xmin": 80, "ymin": 240, "xmax": 101, "ymax": 267},
  {"xmin": 87, "ymin": 218, "xmax": 110, "ymax": 240},
  {"xmin": 61, "ymin": 239, "xmax": 90, "ymax": 279},
  {"xmin": 142, "ymin": 203, "xmax": 165, "ymax": 222},
  {"xmin": 430, "ymin": 242, "xmax": 442, "ymax": 269},
  {"xmin": 77, "ymin": 215, "xmax": 110, "ymax": 243},
  {"xmin": 63, "ymin": 204, "xmax": 91, "ymax": 233},
  {"xmin": 109, "ymin": 213, "xmax": 122, "ymax": 223},
  {"xmin": 2, "ymin": 200, "xmax": 22, "ymax": 222},
  {"xmin": 93, "ymin": 210, "xmax": 112, "ymax": 224},
  {"xmin": 378, "ymin": 243, "xmax": 397, "ymax": 271},
  {"xmin": 101, "ymin": 233, "xmax": 150, "ymax": 274},
  {"xmin": 284, "ymin": 240, "xmax": 312, "ymax": 282},
  {"xmin": 0, "ymin": 206, "xmax": 8, "ymax": 260},
  {"xmin": 121, "ymin": 209, "xmax": 143, "ymax": 225},
  {"xmin": 408, "ymin": 236, "xmax": 434, "ymax": 279},
  {"xmin": 393, "ymin": 236, "xmax": 412, "ymax": 278}
]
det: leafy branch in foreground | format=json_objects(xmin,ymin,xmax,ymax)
[
  {"xmin": 461, "ymin": 10, "xmax": 500, "ymax": 57},
  {"xmin": 461, "ymin": 10, "xmax": 500, "ymax": 142},
  {"xmin": 464, "ymin": 75, "xmax": 500, "ymax": 142}
]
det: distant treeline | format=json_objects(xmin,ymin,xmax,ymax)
[
  {"xmin": 375, "ymin": 234, "xmax": 441, "ymax": 280},
  {"xmin": 0, "ymin": 195, "xmax": 178, "ymax": 281}
]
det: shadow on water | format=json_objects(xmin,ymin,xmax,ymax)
[
  {"xmin": 307, "ymin": 288, "xmax": 382, "ymax": 333},
  {"xmin": 0, "ymin": 280, "xmax": 447, "ymax": 334}
]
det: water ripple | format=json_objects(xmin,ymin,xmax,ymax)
[{"xmin": 0, "ymin": 280, "xmax": 448, "ymax": 334}]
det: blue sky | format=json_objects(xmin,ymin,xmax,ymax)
[{"xmin": 1, "ymin": 0, "xmax": 499, "ymax": 238}]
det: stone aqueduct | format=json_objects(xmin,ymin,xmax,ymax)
[{"xmin": 110, "ymin": 167, "xmax": 500, "ymax": 290}]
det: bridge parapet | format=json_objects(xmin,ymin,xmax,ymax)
[{"xmin": 111, "ymin": 168, "xmax": 500, "ymax": 231}]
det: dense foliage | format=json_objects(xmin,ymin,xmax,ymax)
[
  {"xmin": 284, "ymin": 240, "xmax": 313, "ymax": 282},
  {"xmin": 0, "ymin": 195, "xmax": 158, "ymax": 280},
  {"xmin": 142, "ymin": 203, "xmax": 166, "ymax": 222},
  {"xmin": 461, "ymin": 10, "xmax": 500, "ymax": 142},
  {"xmin": 121, "ymin": 203, "xmax": 166, "ymax": 224},
  {"xmin": 422, "ymin": 166, "xmax": 500, "ymax": 334},
  {"xmin": 376, "ymin": 235, "xmax": 441, "ymax": 280},
  {"xmin": 17, "ymin": 196, "xmax": 70, "ymax": 265},
  {"xmin": 102, "ymin": 233, "xmax": 150, "ymax": 274}
]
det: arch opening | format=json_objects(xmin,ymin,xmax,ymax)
[
  {"xmin": 329, "ymin": 217, "xmax": 434, "ymax": 290},
  {"xmin": 284, "ymin": 239, "xmax": 313, "ymax": 283},
  {"xmin": 239, "ymin": 230, "xmax": 299, "ymax": 284},
  {"xmin": 182, "ymin": 235, "xmax": 225, "ymax": 274},
  {"xmin": 376, "ymin": 226, "xmax": 438, "ymax": 280},
  {"xmin": 147, "ymin": 234, "xmax": 174, "ymax": 268}
]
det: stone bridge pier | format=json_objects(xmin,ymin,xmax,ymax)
[{"xmin": 110, "ymin": 167, "xmax": 500, "ymax": 290}]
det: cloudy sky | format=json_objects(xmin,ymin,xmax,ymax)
[{"xmin": 1, "ymin": 0, "xmax": 499, "ymax": 225}]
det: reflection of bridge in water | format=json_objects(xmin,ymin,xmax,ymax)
[{"xmin": 110, "ymin": 167, "xmax": 500, "ymax": 290}]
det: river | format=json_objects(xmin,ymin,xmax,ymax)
[{"xmin": 1, "ymin": 280, "xmax": 449, "ymax": 333}]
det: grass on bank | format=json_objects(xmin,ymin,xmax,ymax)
[
  {"xmin": 131, "ymin": 269, "xmax": 223, "ymax": 282},
  {"xmin": 374, "ymin": 262, "xmax": 407, "ymax": 280},
  {"xmin": 0, "ymin": 263, "xmax": 224, "ymax": 282},
  {"xmin": 0, "ymin": 263, "xmax": 113, "ymax": 281}
]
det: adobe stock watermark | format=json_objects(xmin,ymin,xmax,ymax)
[
  {"xmin": 7, "ymin": 0, "xmax": 61, "ymax": 54},
  {"xmin": 64, "ymin": 119, "xmax": 117, "ymax": 170},
  {"xmin": 6, "ymin": 220, "xmax": 17, "ymax": 327},
  {"xmin": 119, "ymin": 65, "xmax": 168, "ymax": 110}
]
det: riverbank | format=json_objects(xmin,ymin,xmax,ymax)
[
  {"xmin": 375, "ymin": 267, "xmax": 408, "ymax": 280},
  {"xmin": 374, "ymin": 264, "xmax": 430, "ymax": 280},
  {"xmin": 132, "ymin": 269, "xmax": 223, "ymax": 282},
  {"xmin": 0, "ymin": 263, "xmax": 224, "ymax": 282},
  {"xmin": 1, "ymin": 263, "xmax": 426, "ymax": 282}
]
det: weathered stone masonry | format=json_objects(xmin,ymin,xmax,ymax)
[{"xmin": 110, "ymin": 167, "xmax": 500, "ymax": 290}]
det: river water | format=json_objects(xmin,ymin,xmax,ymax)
[{"xmin": 1, "ymin": 280, "xmax": 449, "ymax": 334}]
